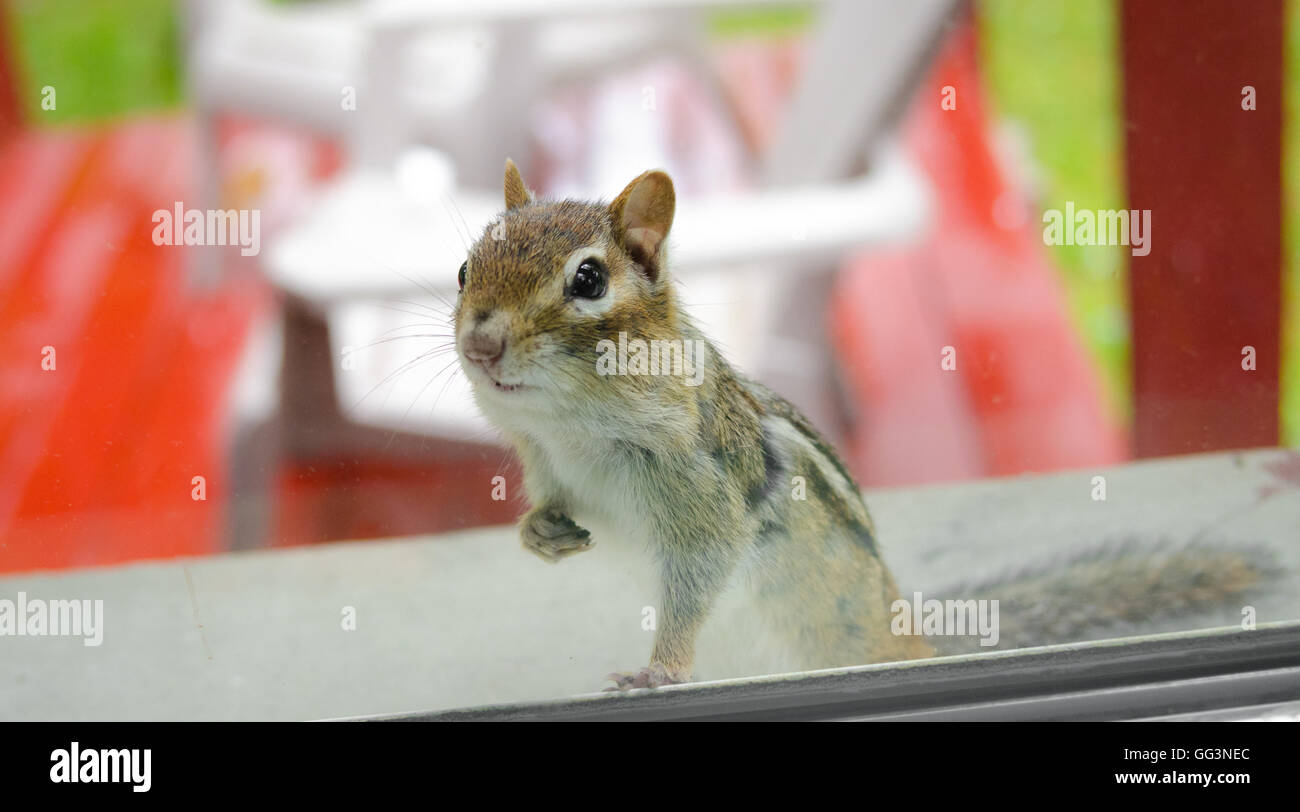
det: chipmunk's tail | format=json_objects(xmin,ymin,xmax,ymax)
[{"xmin": 927, "ymin": 539, "xmax": 1281, "ymax": 656}]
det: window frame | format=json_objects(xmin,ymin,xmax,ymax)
[{"xmin": 359, "ymin": 621, "xmax": 1300, "ymax": 722}]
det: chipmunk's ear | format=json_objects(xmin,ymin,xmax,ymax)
[
  {"xmin": 609, "ymin": 170, "xmax": 675, "ymax": 283},
  {"xmin": 503, "ymin": 158, "xmax": 533, "ymax": 211}
]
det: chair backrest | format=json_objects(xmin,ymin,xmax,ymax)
[
  {"xmin": 764, "ymin": 0, "xmax": 958, "ymax": 184},
  {"xmin": 185, "ymin": 0, "xmax": 822, "ymax": 181}
]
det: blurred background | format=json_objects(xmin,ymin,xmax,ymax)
[{"xmin": 0, "ymin": 0, "xmax": 1294, "ymax": 574}]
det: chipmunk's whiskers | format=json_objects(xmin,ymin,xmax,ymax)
[{"xmin": 348, "ymin": 345, "xmax": 457, "ymax": 414}]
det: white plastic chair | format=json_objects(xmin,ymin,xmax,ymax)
[{"xmin": 191, "ymin": 0, "xmax": 957, "ymax": 546}]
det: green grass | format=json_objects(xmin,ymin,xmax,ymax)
[
  {"xmin": 707, "ymin": 4, "xmax": 814, "ymax": 39},
  {"xmin": 1283, "ymin": 0, "xmax": 1300, "ymax": 446},
  {"xmin": 6, "ymin": 0, "xmax": 182, "ymax": 125},
  {"xmin": 977, "ymin": 0, "xmax": 1131, "ymax": 426}
]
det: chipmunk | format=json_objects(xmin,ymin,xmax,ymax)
[
  {"xmin": 453, "ymin": 159, "xmax": 931, "ymax": 688},
  {"xmin": 452, "ymin": 160, "xmax": 1279, "ymax": 689}
]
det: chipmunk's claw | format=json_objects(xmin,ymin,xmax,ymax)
[
  {"xmin": 522, "ymin": 509, "xmax": 594, "ymax": 563},
  {"xmin": 604, "ymin": 664, "xmax": 687, "ymax": 691}
]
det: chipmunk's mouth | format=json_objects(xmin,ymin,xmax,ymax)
[{"xmin": 473, "ymin": 364, "xmax": 528, "ymax": 393}]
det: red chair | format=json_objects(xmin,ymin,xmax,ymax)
[{"xmin": 830, "ymin": 22, "xmax": 1125, "ymax": 487}]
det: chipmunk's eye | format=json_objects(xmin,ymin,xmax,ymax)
[
  {"xmin": 458, "ymin": 261, "xmax": 467, "ymax": 292},
  {"xmin": 570, "ymin": 259, "xmax": 606, "ymax": 299}
]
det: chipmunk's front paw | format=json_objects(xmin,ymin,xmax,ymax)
[
  {"xmin": 521, "ymin": 508, "xmax": 594, "ymax": 563},
  {"xmin": 605, "ymin": 663, "xmax": 689, "ymax": 691}
]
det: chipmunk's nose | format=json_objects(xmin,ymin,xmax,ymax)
[{"xmin": 463, "ymin": 330, "xmax": 506, "ymax": 366}]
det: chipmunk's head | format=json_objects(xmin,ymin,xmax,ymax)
[{"xmin": 454, "ymin": 159, "xmax": 679, "ymax": 418}]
